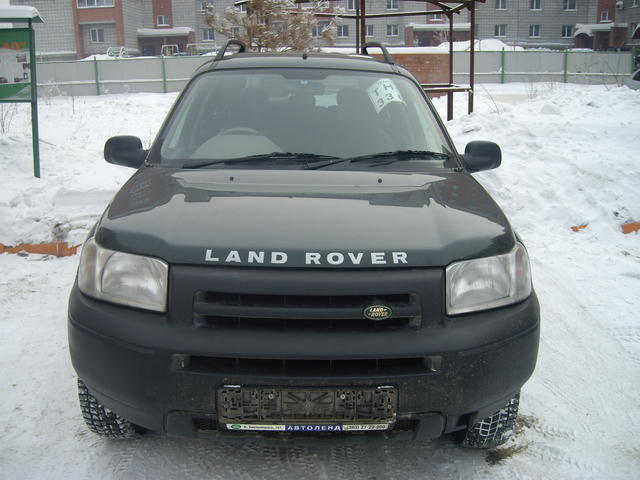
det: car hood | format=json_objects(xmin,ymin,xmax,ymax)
[{"xmin": 96, "ymin": 167, "xmax": 514, "ymax": 268}]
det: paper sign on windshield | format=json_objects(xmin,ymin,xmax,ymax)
[{"xmin": 367, "ymin": 78, "xmax": 404, "ymax": 113}]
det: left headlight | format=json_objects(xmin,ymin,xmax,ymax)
[
  {"xmin": 446, "ymin": 243, "xmax": 532, "ymax": 316},
  {"xmin": 77, "ymin": 237, "xmax": 168, "ymax": 312}
]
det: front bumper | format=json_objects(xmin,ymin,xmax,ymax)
[{"xmin": 68, "ymin": 275, "xmax": 540, "ymax": 442}]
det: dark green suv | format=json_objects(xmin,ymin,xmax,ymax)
[{"xmin": 69, "ymin": 41, "xmax": 539, "ymax": 448}]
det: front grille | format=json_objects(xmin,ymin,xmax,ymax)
[
  {"xmin": 177, "ymin": 355, "xmax": 442, "ymax": 377},
  {"xmin": 193, "ymin": 291, "xmax": 421, "ymax": 330}
]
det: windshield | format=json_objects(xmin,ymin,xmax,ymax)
[{"xmin": 156, "ymin": 68, "xmax": 452, "ymax": 167}]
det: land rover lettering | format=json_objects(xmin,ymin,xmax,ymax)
[{"xmin": 203, "ymin": 249, "xmax": 410, "ymax": 266}]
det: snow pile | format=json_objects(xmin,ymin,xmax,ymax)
[
  {"xmin": 0, "ymin": 93, "xmax": 178, "ymax": 246},
  {"xmin": 434, "ymin": 39, "xmax": 525, "ymax": 52},
  {"xmin": 0, "ymin": 84, "xmax": 639, "ymax": 478},
  {"xmin": 323, "ymin": 39, "xmax": 525, "ymax": 54}
]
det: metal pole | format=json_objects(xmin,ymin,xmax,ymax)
[
  {"xmin": 161, "ymin": 55, "xmax": 167, "ymax": 93},
  {"xmin": 563, "ymin": 49, "xmax": 568, "ymax": 83},
  {"xmin": 93, "ymin": 56, "xmax": 100, "ymax": 96},
  {"xmin": 468, "ymin": 1, "xmax": 475, "ymax": 115},
  {"xmin": 355, "ymin": 2, "xmax": 360, "ymax": 52},
  {"xmin": 501, "ymin": 48, "xmax": 505, "ymax": 84},
  {"xmin": 28, "ymin": 19, "xmax": 40, "ymax": 178},
  {"xmin": 360, "ymin": 0, "xmax": 366, "ymax": 52},
  {"xmin": 447, "ymin": 12, "xmax": 454, "ymax": 121}
]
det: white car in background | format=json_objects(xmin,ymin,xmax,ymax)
[{"xmin": 626, "ymin": 69, "xmax": 640, "ymax": 90}]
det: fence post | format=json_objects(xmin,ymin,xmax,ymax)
[
  {"xmin": 93, "ymin": 56, "xmax": 100, "ymax": 96},
  {"xmin": 160, "ymin": 55, "xmax": 167, "ymax": 93},
  {"xmin": 501, "ymin": 48, "xmax": 505, "ymax": 84},
  {"xmin": 563, "ymin": 49, "xmax": 568, "ymax": 83}
]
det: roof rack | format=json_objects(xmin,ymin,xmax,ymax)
[
  {"xmin": 215, "ymin": 39, "xmax": 247, "ymax": 61},
  {"xmin": 361, "ymin": 42, "xmax": 394, "ymax": 65}
]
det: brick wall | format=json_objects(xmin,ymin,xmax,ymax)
[
  {"xmin": 371, "ymin": 53, "xmax": 450, "ymax": 84},
  {"xmin": 153, "ymin": 0, "xmax": 174, "ymax": 28}
]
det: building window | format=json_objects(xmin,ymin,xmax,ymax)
[
  {"xmin": 387, "ymin": 0, "xmax": 398, "ymax": 10},
  {"xmin": 202, "ymin": 28, "xmax": 214, "ymax": 41},
  {"xmin": 601, "ymin": 11, "xmax": 610, "ymax": 21},
  {"xmin": 77, "ymin": 0, "xmax": 114, "ymax": 7},
  {"xmin": 562, "ymin": 0, "xmax": 576, "ymax": 10},
  {"xmin": 366, "ymin": 24, "xmax": 374, "ymax": 37},
  {"xmin": 561, "ymin": 24, "xmax": 573, "ymax": 37},
  {"xmin": 90, "ymin": 28, "xmax": 104, "ymax": 43},
  {"xmin": 311, "ymin": 21, "xmax": 329, "ymax": 37},
  {"xmin": 432, "ymin": 13, "xmax": 442, "ymax": 21},
  {"xmin": 200, "ymin": 2, "xmax": 212, "ymax": 12},
  {"xmin": 530, "ymin": 0, "xmax": 541, "ymax": 10},
  {"xmin": 337, "ymin": 25, "xmax": 349, "ymax": 37},
  {"xmin": 387, "ymin": 24, "xmax": 399, "ymax": 36},
  {"xmin": 347, "ymin": 0, "xmax": 356, "ymax": 10},
  {"xmin": 496, "ymin": 0, "xmax": 506, "ymax": 10},
  {"xmin": 633, "ymin": 0, "xmax": 639, "ymax": 7},
  {"xmin": 157, "ymin": 15, "xmax": 170, "ymax": 26},
  {"xmin": 529, "ymin": 24, "xmax": 540, "ymax": 37},
  {"xmin": 494, "ymin": 24, "xmax": 506, "ymax": 37},
  {"xmin": 236, "ymin": 3, "xmax": 247, "ymax": 12}
]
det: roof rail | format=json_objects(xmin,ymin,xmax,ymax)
[
  {"xmin": 215, "ymin": 39, "xmax": 247, "ymax": 61},
  {"xmin": 361, "ymin": 42, "xmax": 394, "ymax": 65}
]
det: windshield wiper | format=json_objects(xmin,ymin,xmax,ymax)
[
  {"xmin": 305, "ymin": 150, "xmax": 449, "ymax": 170},
  {"xmin": 182, "ymin": 152, "xmax": 339, "ymax": 169}
]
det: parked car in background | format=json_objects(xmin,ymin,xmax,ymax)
[{"xmin": 626, "ymin": 69, "xmax": 640, "ymax": 90}]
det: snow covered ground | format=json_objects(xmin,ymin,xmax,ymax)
[{"xmin": 1, "ymin": 82, "xmax": 639, "ymax": 479}]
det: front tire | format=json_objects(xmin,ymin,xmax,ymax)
[
  {"xmin": 456, "ymin": 393, "xmax": 520, "ymax": 449},
  {"xmin": 77, "ymin": 379, "xmax": 140, "ymax": 439}
]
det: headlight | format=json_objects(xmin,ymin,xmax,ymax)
[
  {"xmin": 77, "ymin": 237, "xmax": 168, "ymax": 312},
  {"xmin": 446, "ymin": 243, "xmax": 532, "ymax": 315}
]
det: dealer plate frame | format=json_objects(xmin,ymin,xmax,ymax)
[{"xmin": 217, "ymin": 385, "xmax": 398, "ymax": 430}]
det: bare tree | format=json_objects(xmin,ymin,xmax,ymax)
[{"xmin": 204, "ymin": 0, "xmax": 337, "ymax": 51}]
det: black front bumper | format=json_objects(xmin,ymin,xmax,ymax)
[{"xmin": 68, "ymin": 266, "xmax": 539, "ymax": 442}]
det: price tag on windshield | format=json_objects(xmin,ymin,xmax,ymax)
[{"xmin": 367, "ymin": 79, "xmax": 405, "ymax": 113}]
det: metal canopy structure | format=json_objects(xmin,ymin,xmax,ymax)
[
  {"xmin": 314, "ymin": 0, "xmax": 485, "ymax": 120},
  {"xmin": 234, "ymin": 0, "xmax": 484, "ymax": 119}
]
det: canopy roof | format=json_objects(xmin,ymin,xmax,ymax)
[
  {"xmin": 137, "ymin": 27, "xmax": 194, "ymax": 38},
  {"xmin": 0, "ymin": 6, "xmax": 44, "ymax": 23}
]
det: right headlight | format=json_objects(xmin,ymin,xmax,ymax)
[
  {"xmin": 445, "ymin": 243, "xmax": 532, "ymax": 316},
  {"xmin": 77, "ymin": 237, "xmax": 168, "ymax": 312}
]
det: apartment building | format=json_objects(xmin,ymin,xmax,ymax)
[
  {"xmin": 473, "ymin": 0, "xmax": 640, "ymax": 49},
  {"xmin": 8, "ymin": 0, "xmax": 640, "ymax": 59}
]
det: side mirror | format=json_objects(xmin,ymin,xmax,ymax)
[
  {"xmin": 104, "ymin": 136, "xmax": 147, "ymax": 168},
  {"xmin": 462, "ymin": 141, "xmax": 502, "ymax": 172}
]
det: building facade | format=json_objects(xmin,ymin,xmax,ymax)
[
  {"xmin": 8, "ymin": 0, "xmax": 640, "ymax": 60},
  {"xmin": 472, "ymin": 0, "xmax": 640, "ymax": 49}
]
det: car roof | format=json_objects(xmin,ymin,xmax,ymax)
[{"xmin": 194, "ymin": 51, "xmax": 409, "ymax": 77}]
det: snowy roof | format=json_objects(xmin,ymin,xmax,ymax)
[
  {"xmin": 0, "ymin": 6, "xmax": 44, "ymax": 22},
  {"xmin": 137, "ymin": 27, "xmax": 193, "ymax": 38},
  {"xmin": 573, "ymin": 23, "xmax": 629, "ymax": 37},
  {"xmin": 408, "ymin": 22, "xmax": 471, "ymax": 32}
]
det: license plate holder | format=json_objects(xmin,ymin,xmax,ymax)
[{"xmin": 217, "ymin": 385, "xmax": 397, "ymax": 431}]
